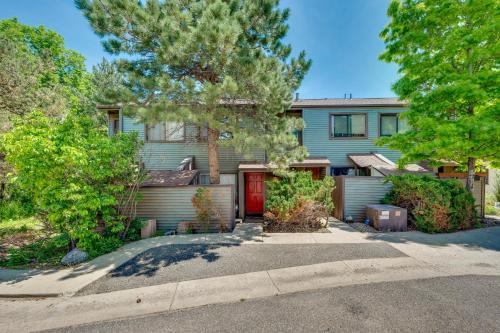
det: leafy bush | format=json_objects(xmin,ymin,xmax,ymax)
[
  {"xmin": 192, "ymin": 187, "xmax": 221, "ymax": 233},
  {"xmin": 492, "ymin": 174, "xmax": 500, "ymax": 202},
  {"xmin": 382, "ymin": 174, "xmax": 477, "ymax": 233},
  {"xmin": 264, "ymin": 171, "xmax": 334, "ymax": 231},
  {"xmin": 0, "ymin": 182, "xmax": 35, "ymax": 221},
  {"xmin": 1, "ymin": 111, "xmax": 144, "ymax": 254},
  {"xmin": 1, "ymin": 234, "xmax": 69, "ymax": 268}
]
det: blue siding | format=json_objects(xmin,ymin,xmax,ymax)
[
  {"xmin": 122, "ymin": 116, "xmax": 265, "ymax": 173},
  {"xmin": 302, "ymin": 108, "xmax": 404, "ymax": 166}
]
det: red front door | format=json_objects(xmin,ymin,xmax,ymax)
[{"xmin": 245, "ymin": 173, "xmax": 265, "ymax": 215}]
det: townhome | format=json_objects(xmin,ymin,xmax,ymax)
[{"xmin": 101, "ymin": 97, "xmax": 485, "ymax": 231}]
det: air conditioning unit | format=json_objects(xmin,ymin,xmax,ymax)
[{"xmin": 365, "ymin": 204, "xmax": 407, "ymax": 232}]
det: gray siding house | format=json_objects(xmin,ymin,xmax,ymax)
[{"xmin": 102, "ymin": 98, "xmax": 433, "ymax": 230}]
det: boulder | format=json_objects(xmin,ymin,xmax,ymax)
[{"xmin": 61, "ymin": 248, "xmax": 88, "ymax": 266}]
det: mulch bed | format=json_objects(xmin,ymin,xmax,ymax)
[
  {"xmin": 263, "ymin": 221, "xmax": 330, "ymax": 233},
  {"xmin": 0, "ymin": 231, "xmax": 40, "ymax": 262}
]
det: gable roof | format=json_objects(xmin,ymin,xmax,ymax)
[{"xmin": 291, "ymin": 97, "xmax": 406, "ymax": 109}]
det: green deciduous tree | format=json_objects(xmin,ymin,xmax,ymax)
[
  {"xmin": 1, "ymin": 112, "xmax": 144, "ymax": 253},
  {"xmin": 76, "ymin": 0, "xmax": 311, "ymax": 183},
  {"xmin": 0, "ymin": 18, "xmax": 93, "ymax": 121},
  {"xmin": 378, "ymin": 0, "xmax": 500, "ymax": 192}
]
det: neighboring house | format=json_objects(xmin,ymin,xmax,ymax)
[{"xmin": 101, "ymin": 97, "xmax": 485, "ymax": 230}]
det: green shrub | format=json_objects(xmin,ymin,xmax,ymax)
[
  {"xmin": 1, "ymin": 111, "xmax": 144, "ymax": 253},
  {"xmin": 0, "ymin": 182, "xmax": 35, "ymax": 221},
  {"xmin": 123, "ymin": 219, "xmax": 145, "ymax": 242},
  {"xmin": 493, "ymin": 174, "xmax": 500, "ymax": 202},
  {"xmin": 1, "ymin": 234, "xmax": 69, "ymax": 267},
  {"xmin": 383, "ymin": 174, "xmax": 477, "ymax": 233},
  {"xmin": 265, "ymin": 171, "xmax": 334, "ymax": 221},
  {"xmin": 83, "ymin": 236, "xmax": 123, "ymax": 258},
  {"xmin": 192, "ymin": 187, "xmax": 221, "ymax": 233}
]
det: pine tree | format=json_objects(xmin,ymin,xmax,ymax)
[
  {"xmin": 378, "ymin": 0, "xmax": 500, "ymax": 192},
  {"xmin": 76, "ymin": 0, "xmax": 311, "ymax": 184}
]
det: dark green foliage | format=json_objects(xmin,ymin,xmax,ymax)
[
  {"xmin": 76, "ymin": 0, "xmax": 312, "ymax": 182},
  {"xmin": 1, "ymin": 111, "xmax": 144, "ymax": 253},
  {"xmin": 123, "ymin": 219, "xmax": 146, "ymax": 242},
  {"xmin": 83, "ymin": 236, "xmax": 124, "ymax": 259},
  {"xmin": 382, "ymin": 175, "xmax": 477, "ymax": 233},
  {"xmin": 1, "ymin": 234, "xmax": 69, "ymax": 268},
  {"xmin": 0, "ymin": 18, "xmax": 93, "ymax": 118},
  {"xmin": 0, "ymin": 183, "xmax": 35, "ymax": 221},
  {"xmin": 265, "ymin": 171, "xmax": 334, "ymax": 222},
  {"xmin": 378, "ymin": 0, "xmax": 500, "ymax": 191}
]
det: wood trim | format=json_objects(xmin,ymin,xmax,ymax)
[
  {"xmin": 332, "ymin": 176, "xmax": 345, "ymax": 220},
  {"xmin": 290, "ymin": 105, "xmax": 406, "ymax": 110},
  {"xmin": 437, "ymin": 172, "xmax": 488, "ymax": 178},
  {"xmin": 329, "ymin": 112, "xmax": 368, "ymax": 140}
]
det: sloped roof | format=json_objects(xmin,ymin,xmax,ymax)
[
  {"xmin": 291, "ymin": 97, "xmax": 405, "ymax": 109},
  {"xmin": 98, "ymin": 97, "xmax": 406, "ymax": 112},
  {"xmin": 348, "ymin": 153, "xmax": 429, "ymax": 176},
  {"xmin": 238, "ymin": 157, "xmax": 331, "ymax": 171},
  {"xmin": 141, "ymin": 170, "xmax": 199, "ymax": 187}
]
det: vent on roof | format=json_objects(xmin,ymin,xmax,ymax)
[
  {"xmin": 295, "ymin": 92, "xmax": 299, "ymax": 101},
  {"xmin": 344, "ymin": 93, "xmax": 352, "ymax": 100}
]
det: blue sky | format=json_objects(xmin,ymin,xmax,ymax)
[{"xmin": 0, "ymin": 0, "xmax": 399, "ymax": 98}]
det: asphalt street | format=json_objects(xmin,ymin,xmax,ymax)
[
  {"xmin": 78, "ymin": 242, "xmax": 406, "ymax": 295},
  {"xmin": 46, "ymin": 275, "xmax": 500, "ymax": 333}
]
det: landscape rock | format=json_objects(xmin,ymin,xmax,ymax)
[{"xmin": 61, "ymin": 248, "xmax": 88, "ymax": 266}]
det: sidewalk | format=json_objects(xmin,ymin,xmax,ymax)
[
  {"xmin": 0, "ymin": 223, "xmax": 264, "ymax": 297},
  {"xmin": 1, "ymin": 255, "xmax": 499, "ymax": 333},
  {"xmin": 0, "ymin": 222, "xmax": 499, "ymax": 299}
]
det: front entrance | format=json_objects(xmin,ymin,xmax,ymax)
[{"xmin": 245, "ymin": 172, "xmax": 265, "ymax": 215}]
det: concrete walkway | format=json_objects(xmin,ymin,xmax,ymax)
[
  {"xmin": 0, "ymin": 223, "xmax": 499, "ymax": 332},
  {"xmin": 1, "ymin": 256, "xmax": 499, "ymax": 333},
  {"xmin": 0, "ymin": 223, "xmax": 264, "ymax": 297},
  {"xmin": 1, "ymin": 222, "xmax": 499, "ymax": 297}
]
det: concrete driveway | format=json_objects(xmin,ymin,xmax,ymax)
[{"xmin": 78, "ymin": 242, "xmax": 406, "ymax": 295}]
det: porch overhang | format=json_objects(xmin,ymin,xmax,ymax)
[
  {"xmin": 348, "ymin": 153, "xmax": 429, "ymax": 176},
  {"xmin": 238, "ymin": 157, "xmax": 331, "ymax": 172}
]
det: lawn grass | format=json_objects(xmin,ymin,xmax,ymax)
[{"xmin": 0, "ymin": 216, "xmax": 41, "ymax": 237}]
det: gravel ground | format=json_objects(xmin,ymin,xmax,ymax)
[
  {"xmin": 77, "ymin": 243, "xmax": 406, "ymax": 296},
  {"xmin": 48, "ymin": 275, "xmax": 500, "ymax": 333}
]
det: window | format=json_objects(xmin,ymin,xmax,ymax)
[
  {"xmin": 379, "ymin": 113, "xmax": 408, "ymax": 136},
  {"xmin": 330, "ymin": 167, "xmax": 356, "ymax": 176},
  {"xmin": 198, "ymin": 125, "xmax": 233, "ymax": 141},
  {"xmin": 146, "ymin": 121, "xmax": 185, "ymax": 142},
  {"xmin": 330, "ymin": 113, "xmax": 367, "ymax": 138},
  {"xmin": 292, "ymin": 129, "xmax": 303, "ymax": 145}
]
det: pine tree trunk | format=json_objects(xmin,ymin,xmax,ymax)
[
  {"xmin": 207, "ymin": 128, "xmax": 220, "ymax": 184},
  {"xmin": 466, "ymin": 157, "xmax": 476, "ymax": 192}
]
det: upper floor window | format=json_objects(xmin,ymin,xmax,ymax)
[
  {"xmin": 146, "ymin": 121, "xmax": 185, "ymax": 142},
  {"xmin": 330, "ymin": 113, "xmax": 367, "ymax": 139},
  {"xmin": 292, "ymin": 129, "xmax": 303, "ymax": 145},
  {"xmin": 198, "ymin": 125, "xmax": 233, "ymax": 141},
  {"xmin": 379, "ymin": 113, "xmax": 408, "ymax": 136}
]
